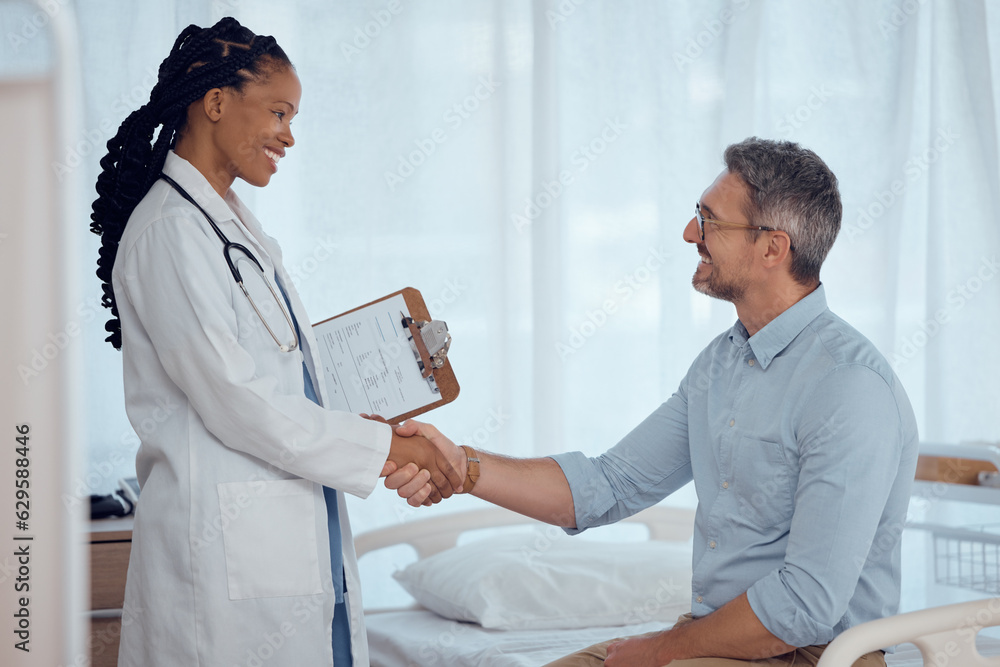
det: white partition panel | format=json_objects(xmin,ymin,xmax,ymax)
[{"xmin": 0, "ymin": 1, "xmax": 85, "ymax": 665}]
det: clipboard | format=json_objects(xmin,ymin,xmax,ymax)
[{"xmin": 312, "ymin": 287, "xmax": 459, "ymax": 424}]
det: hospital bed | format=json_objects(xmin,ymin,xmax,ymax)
[
  {"xmin": 357, "ymin": 505, "xmax": 695, "ymax": 666},
  {"xmin": 357, "ymin": 502, "xmax": 1000, "ymax": 667},
  {"xmin": 817, "ymin": 597, "xmax": 1000, "ymax": 667}
]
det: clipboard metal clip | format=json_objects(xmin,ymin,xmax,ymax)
[{"xmin": 401, "ymin": 313, "xmax": 451, "ymax": 380}]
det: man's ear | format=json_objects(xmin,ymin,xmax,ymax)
[
  {"xmin": 761, "ymin": 231, "xmax": 793, "ymax": 269},
  {"xmin": 200, "ymin": 88, "xmax": 226, "ymax": 122}
]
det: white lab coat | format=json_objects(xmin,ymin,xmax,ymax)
[{"xmin": 113, "ymin": 151, "xmax": 391, "ymax": 666}]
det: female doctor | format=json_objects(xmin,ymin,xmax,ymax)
[{"xmin": 89, "ymin": 18, "xmax": 461, "ymax": 667}]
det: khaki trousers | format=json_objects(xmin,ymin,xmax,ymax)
[{"xmin": 542, "ymin": 615, "xmax": 886, "ymax": 667}]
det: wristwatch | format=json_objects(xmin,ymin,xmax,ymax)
[{"xmin": 460, "ymin": 445, "xmax": 480, "ymax": 494}]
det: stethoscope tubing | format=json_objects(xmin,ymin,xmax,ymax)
[{"xmin": 158, "ymin": 172, "xmax": 299, "ymax": 353}]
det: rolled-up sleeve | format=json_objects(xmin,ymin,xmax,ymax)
[
  {"xmin": 747, "ymin": 364, "xmax": 906, "ymax": 646},
  {"xmin": 551, "ymin": 388, "xmax": 693, "ymax": 534}
]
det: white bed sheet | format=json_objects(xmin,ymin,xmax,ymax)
[
  {"xmin": 367, "ymin": 608, "xmax": 674, "ymax": 667},
  {"xmin": 367, "ymin": 609, "xmax": 1000, "ymax": 667}
]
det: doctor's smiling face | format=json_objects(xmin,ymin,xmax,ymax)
[{"xmin": 177, "ymin": 61, "xmax": 301, "ymax": 196}]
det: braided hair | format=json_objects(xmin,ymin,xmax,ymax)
[{"xmin": 90, "ymin": 17, "xmax": 291, "ymax": 349}]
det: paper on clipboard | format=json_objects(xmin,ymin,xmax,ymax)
[{"xmin": 313, "ymin": 291, "xmax": 451, "ymax": 422}]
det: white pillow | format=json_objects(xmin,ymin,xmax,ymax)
[{"xmin": 392, "ymin": 530, "xmax": 692, "ymax": 630}]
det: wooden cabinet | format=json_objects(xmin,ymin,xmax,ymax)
[{"xmin": 88, "ymin": 519, "xmax": 133, "ymax": 667}]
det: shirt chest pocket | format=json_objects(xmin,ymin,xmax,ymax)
[{"xmin": 732, "ymin": 437, "xmax": 796, "ymax": 530}]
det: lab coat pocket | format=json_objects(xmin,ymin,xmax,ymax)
[
  {"xmin": 217, "ymin": 479, "xmax": 324, "ymax": 600},
  {"xmin": 733, "ymin": 437, "xmax": 795, "ymax": 530}
]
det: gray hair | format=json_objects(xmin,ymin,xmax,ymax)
[{"xmin": 723, "ymin": 137, "xmax": 841, "ymax": 286}]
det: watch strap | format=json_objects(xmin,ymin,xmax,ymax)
[{"xmin": 460, "ymin": 445, "xmax": 480, "ymax": 494}]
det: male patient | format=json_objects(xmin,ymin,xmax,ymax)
[{"xmin": 388, "ymin": 137, "xmax": 919, "ymax": 667}]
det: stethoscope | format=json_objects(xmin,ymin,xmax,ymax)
[{"xmin": 159, "ymin": 173, "xmax": 300, "ymax": 353}]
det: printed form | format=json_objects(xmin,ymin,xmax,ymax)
[{"xmin": 313, "ymin": 292, "xmax": 439, "ymax": 420}]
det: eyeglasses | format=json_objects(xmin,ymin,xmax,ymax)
[{"xmin": 695, "ymin": 202, "xmax": 795, "ymax": 251}]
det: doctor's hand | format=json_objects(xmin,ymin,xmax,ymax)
[
  {"xmin": 385, "ymin": 420, "xmax": 467, "ymax": 505},
  {"xmin": 362, "ymin": 413, "xmax": 442, "ymax": 506},
  {"xmin": 385, "ymin": 431, "xmax": 463, "ymax": 506}
]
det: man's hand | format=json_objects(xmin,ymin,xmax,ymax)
[
  {"xmin": 385, "ymin": 430, "xmax": 463, "ymax": 506},
  {"xmin": 603, "ymin": 594, "xmax": 795, "ymax": 664},
  {"xmin": 605, "ymin": 633, "xmax": 672, "ymax": 667},
  {"xmin": 384, "ymin": 420, "xmax": 467, "ymax": 505}
]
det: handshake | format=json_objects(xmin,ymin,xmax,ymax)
[
  {"xmin": 371, "ymin": 417, "xmax": 470, "ymax": 507},
  {"xmin": 369, "ymin": 415, "xmax": 575, "ymax": 528}
]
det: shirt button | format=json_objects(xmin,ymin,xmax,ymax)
[
  {"xmin": 729, "ymin": 419, "xmax": 735, "ymax": 427},
  {"xmin": 709, "ymin": 541, "xmax": 717, "ymax": 549},
  {"xmin": 748, "ymin": 359, "xmax": 755, "ymax": 367},
  {"xmin": 696, "ymin": 596, "xmax": 703, "ymax": 603},
  {"xmin": 722, "ymin": 481, "xmax": 729, "ymax": 489}
]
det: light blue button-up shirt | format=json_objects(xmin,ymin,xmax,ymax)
[{"xmin": 551, "ymin": 285, "xmax": 919, "ymax": 647}]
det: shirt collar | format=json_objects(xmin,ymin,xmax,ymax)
[
  {"xmin": 162, "ymin": 151, "xmax": 238, "ymax": 227},
  {"xmin": 728, "ymin": 284, "xmax": 828, "ymax": 369}
]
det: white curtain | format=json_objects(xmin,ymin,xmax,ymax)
[{"xmin": 46, "ymin": 0, "xmax": 1000, "ymax": 608}]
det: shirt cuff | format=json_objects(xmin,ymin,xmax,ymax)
[
  {"xmin": 549, "ymin": 451, "xmax": 619, "ymax": 535},
  {"xmin": 747, "ymin": 572, "xmax": 835, "ymax": 647}
]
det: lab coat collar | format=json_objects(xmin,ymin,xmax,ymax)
[
  {"xmin": 213, "ymin": 192, "xmax": 324, "ymax": 404},
  {"xmin": 161, "ymin": 151, "xmax": 239, "ymax": 231},
  {"xmin": 162, "ymin": 152, "xmax": 280, "ymax": 274},
  {"xmin": 222, "ymin": 188, "xmax": 281, "ymax": 264},
  {"xmin": 162, "ymin": 152, "xmax": 327, "ymax": 405}
]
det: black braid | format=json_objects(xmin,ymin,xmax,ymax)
[{"xmin": 89, "ymin": 17, "xmax": 291, "ymax": 349}]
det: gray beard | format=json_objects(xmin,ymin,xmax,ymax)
[{"xmin": 692, "ymin": 270, "xmax": 748, "ymax": 303}]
